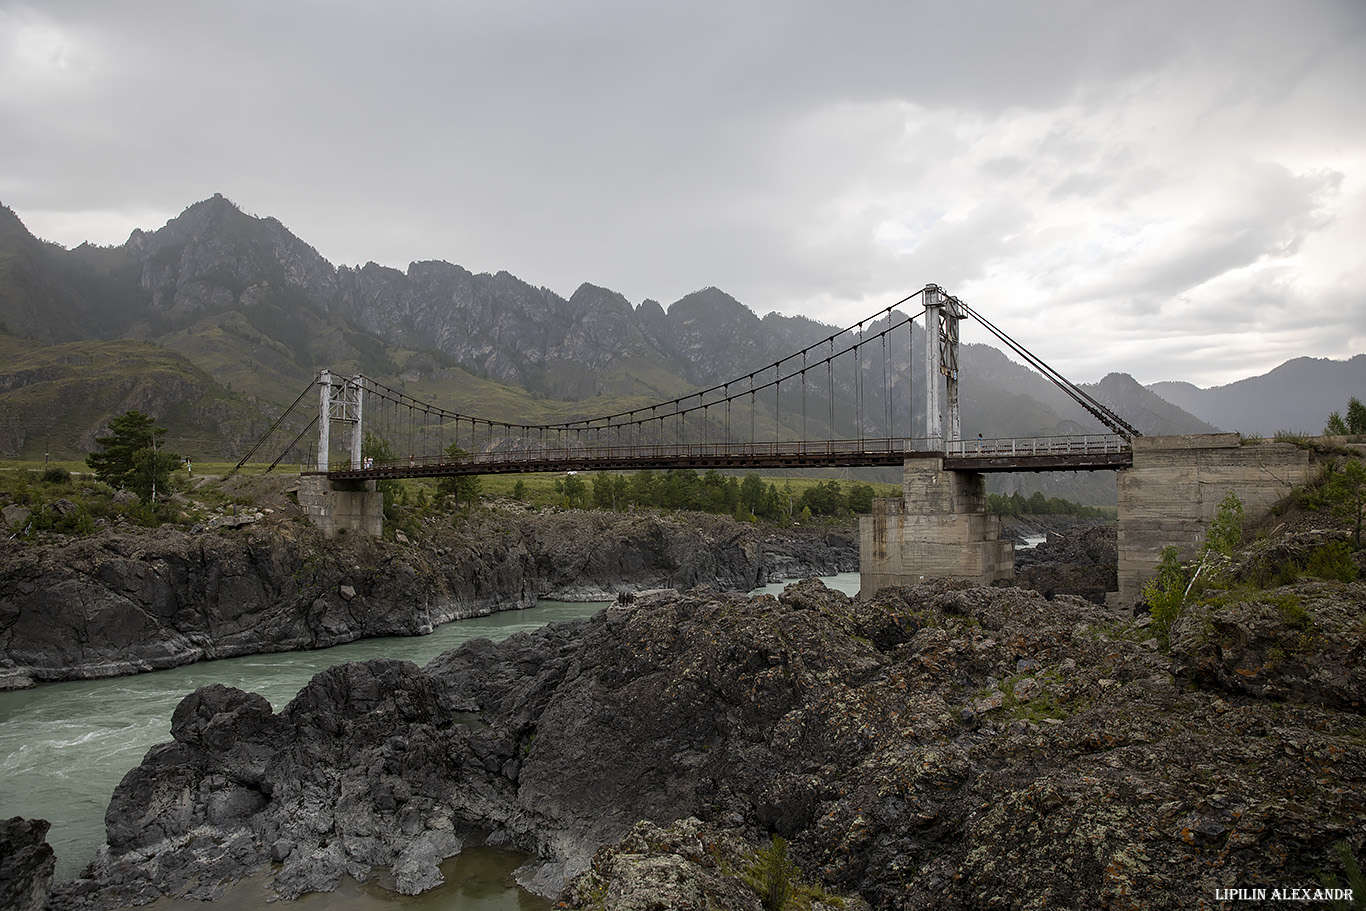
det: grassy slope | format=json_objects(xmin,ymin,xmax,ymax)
[{"xmin": 0, "ymin": 334, "xmax": 260, "ymax": 460}]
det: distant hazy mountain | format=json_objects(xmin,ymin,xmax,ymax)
[{"xmin": 1149, "ymin": 355, "xmax": 1366, "ymax": 437}]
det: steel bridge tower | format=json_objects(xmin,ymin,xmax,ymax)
[
  {"xmin": 922, "ymin": 284, "xmax": 964, "ymax": 449},
  {"xmin": 317, "ymin": 370, "xmax": 364, "ymax": 471}
]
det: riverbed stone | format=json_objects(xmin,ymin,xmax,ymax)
[{"xmin": 392, "ymin": 830, "xmax": 462, "ymax": 895}]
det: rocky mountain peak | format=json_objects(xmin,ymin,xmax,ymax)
[
  {"xmin": 1090, "ymin": 371, "xmax": 1217, "ymax": 436},
  {"xmin": 667, "ymin": 286, "xmax": 755, "ymax": 324}
]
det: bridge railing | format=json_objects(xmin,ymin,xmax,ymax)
[{"xmin": 944, "ymin": 434, "xmax": 1130, "ymax": 458}]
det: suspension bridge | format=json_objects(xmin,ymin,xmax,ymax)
[
  {"xmin": 232, "ymin": 282, "xmax": 1318, "ymax": 604},
  {"xmin": 237, "ymin": 284, "xmax": 1140, "ymax": 482}
]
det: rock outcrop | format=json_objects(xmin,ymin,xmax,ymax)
[
  {"xmin": 0, "ymin": 817, "xmax": 55, "ymax": 911},
  {"xmin": 0, "ymin": 508, "xmax": 855, "ymax": 689},
  {"xmin": 52, "ymin": 577, "xmax": 1365, "ymax": 910},
  {"xmin": 562, "ymin": 817, "xmax": 868, "ymax": 911},
  {"xmin": 1012, "ymin": 522, "xmax": 1118, "ymax": 605}
]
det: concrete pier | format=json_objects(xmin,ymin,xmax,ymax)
[
  {"xmin": 859, "ymin": 460, "xmax": 1013, "ymax": 596},
  {"xmin": 298, "ymin": 474, "xmax": 383, "ymax": 538}
]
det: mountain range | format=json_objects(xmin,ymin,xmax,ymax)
[
  {"xmin": 0, "ymin": 194, "xmax": 1357, "ymax": 502},
  {"xmin": 1149, "ymin": 355, "xmax": 1366, "ymax": 438}
]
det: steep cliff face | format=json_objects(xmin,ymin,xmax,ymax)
[
  {"xmin": 0, "ymin": 816, "xmax": 54, "ymax": 911},
  {"xmin": 48, "ymin": 578, "xmax": 1365, "ymax": 910},
  {"xmin": 0, "ymin": 509, "xmax": 856, "ymax": 689},
  {"xmin": 132, "ymin": 194, "xmax": 343, "ymax": 327}
]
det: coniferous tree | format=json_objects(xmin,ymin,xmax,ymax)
[
  {"xmin": 437, "ymin": 443, "xmax": 481, "ymax": 507},
  {"xmin": 86, "ymin": 411, "xmax": 180, "ymax": 502},
  {"xmin": 1347, "ymin": 396, "xmax": 1366, "ymax": 434}
]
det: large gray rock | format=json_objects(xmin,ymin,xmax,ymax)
[
  {"xmin": 0, "ymin": 817, "xmax": 55, "ymax": 911},
  {"xmin": 1012, "ymin": 522, "xmax": 1118, "ymax": 605},
  {"xmin": 1, "ymin": 504, "xmax": 30, "ymax": 529}
]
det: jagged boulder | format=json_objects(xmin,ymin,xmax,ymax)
[
  {"xmin": 1013, "ymin": 522, "xmax": 1118, "ymax": 604},
  {"xmin": 0, "ymin": 817, "xmax": 55, "ymax": 911},
  {"xmin": 562, "ymin": 818, "xmax": 867, "ymax": 911},
  {"xmin": 1168, "ymin": 578, "xmax": 1366, "ymax": 711}
]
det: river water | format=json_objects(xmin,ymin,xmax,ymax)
[{"xmin": 0, "ymin": 572, "xmax": 860, "ymax": 909}]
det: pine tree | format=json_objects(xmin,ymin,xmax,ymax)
[
  {"xmin": 437, "ymin": 443, "xmax": 481, "ymax": 508},
  {"xmin": 1347, "ymin": 396, "xmax": 1366, "ymax": 435},
  {"xmin": 85, "ymin": 411, "xmax": 180, "ymax": 502}
]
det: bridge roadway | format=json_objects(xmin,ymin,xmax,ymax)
[{"xmin": 321, "ymin": 434, "xmax": 1132, "ymax": 481}]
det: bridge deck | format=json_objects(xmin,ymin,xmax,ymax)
[
  {"xmin": 322, "ymin": 435, "xmax": 1131, "ymax": 480},
  {"xmin": 943, "ymin": 436, "xmax": 1134, "ymax": 472}
]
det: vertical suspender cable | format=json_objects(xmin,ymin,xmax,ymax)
[
  {"xmin": 855, "ymin": 322, "xmax": 864, "ymax": 443},
  {"xmin": 774, "ymin": 361, "xmax": 780, "ymax": 443},
  {"xmin": 883, "ymin": 331, "xmax": 890, "ymax": 440},
  {"xmin": 725, "ymin": 385, "xmax": 731, "ymax": 441},
  {"xmin": 749, "ymin": 374, "xmax": 756, "ymax": 444},
  {"xmin": 827, "ymin": 338, "xmax": 835, "ymax": 436}
]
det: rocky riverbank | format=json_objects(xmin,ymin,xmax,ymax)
[
  {"xmin": 1011, "ymin": 522, "xmax": 1118, "ymax": 605},
  {"xmin": 36, "ymin": 573, "xmax": 1365, "ymax": 910},
  {"xmin": 0, "ymin": 506, "xmax": 855, "ymax": 689},
  {"xmin": 1000, "ymin": 514, "xmax": 1109, "ymax": 546}
]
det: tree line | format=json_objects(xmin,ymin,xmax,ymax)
[
  {"xmin": 984, "ymin": 491, "xmax": 1113, "ymax": 519},
  {"xmin": 558, "ymin": 469, "xmax": 880, "ymax": 522},
  {"xmin": 1325, "ymin": 396, "xmax": 1366, "ymax": 436}
]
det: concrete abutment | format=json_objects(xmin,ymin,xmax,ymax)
[
  {"xmin": 1115, "ymin": 433, "xmax": 1314, "ymax": 606},
  {"xmin": 298, "ymin": 474, "xmax": 384, "ymax": 539}
]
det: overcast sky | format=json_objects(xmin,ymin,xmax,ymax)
[{"xmin": 2, "ymin": 1, "xmax": 1363, "ymax": 387}]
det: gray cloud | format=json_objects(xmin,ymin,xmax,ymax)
[{"xmin": 2, "ymin": 0, "xmax": 1363, "ymax": 387}]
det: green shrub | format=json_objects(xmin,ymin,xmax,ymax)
[
  {"xmin": 55, "ymin": 507, "xmax": 97, "ymax": 536},
  {"xmin": 1318, "ymin": 839, "xmax": 1365, "ymax": 910},
  {"xmin": 1323, "ymin": 458, "xmax": 1365, "ymax": 548},
  {"xmin": 41, "ymin": 466, "xmax": 72, "ymax": 484},
  {"xmin": 1274, "ymin": 429, "xmax": 1312, "ymax": 446},
  {"xmin": 750, "ymin": 837, "xmax": 798, "ymax": 911},
  {"xmin": 1304, "ymin": 541, "xmax": 1358, "ymax": 582},
  {"xmin": 1271, "ymin": 593, "xmax": 1312, "ymax": 631},
  {"xmin": 1143, "ymin": 546, "xmax": 1188, "ymax": 648},
  {"xmin": 1206, "ymin": 492, "xmax": 1244, "ymax": 556}
]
